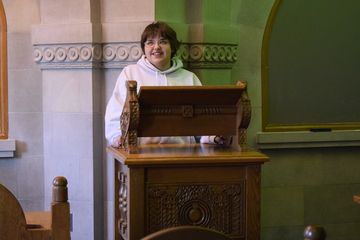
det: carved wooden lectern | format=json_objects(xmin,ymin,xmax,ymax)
[{"xmin": 108, "ymin": 80, "xmax": 269, "ymax": 240}]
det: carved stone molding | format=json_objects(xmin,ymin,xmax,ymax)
[
  {"xmin": 33, "ymin": 43, "xmax": 142, "ymax": 69},
  {"xmin": 33, "ymin": 42, "xmax": 237, "ymax": 70},
  {"xmin": 178, "ymin": 43, "xmax": 238, "ymax": 69}
]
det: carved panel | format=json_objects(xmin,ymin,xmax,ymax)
[
  {"xmin": 116, "ymin": 169, "xmax": 128, "ymax": 240},
  {"xmin": 146, "ymin": 183, "xmax": 245, "ymax": 238}
]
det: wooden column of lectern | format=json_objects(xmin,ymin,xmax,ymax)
[{"xmin": 108, "ymin": 80, "xmax": 269, "ymax": 240}]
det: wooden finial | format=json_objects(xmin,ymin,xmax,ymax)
[
  {"xmin": 52, "ymin": 176, "xmax": 68, "ymax": 203},
  {"xmin": 304, "ymin": 225, "xmax": 326, "ymax": 240}
]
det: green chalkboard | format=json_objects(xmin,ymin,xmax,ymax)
[{"xmin": 262, "ymin": 0, "xmax": 360, "ymax": 131}]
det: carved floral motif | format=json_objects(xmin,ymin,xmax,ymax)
[{"xmin": 117, "ymin": 171, "xmax": 128, "ymax": 238}]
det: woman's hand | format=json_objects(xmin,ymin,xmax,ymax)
[
  {"xmin": 214, "ymin": 135, "xmax": 233, "ymax": 146},
  {"xmin": 111, "ymin": 135, "xmax": 122, "ymax": 148}
]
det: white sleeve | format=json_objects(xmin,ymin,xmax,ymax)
[
  {"xmin": 193, "ymin": 74, "xmax": 202, "ymax": 86},
  {"xmin": 200, "ymin": 136, "xmax": 216, "ymax": 144},
  {"xmin": 104, "ymin": 72, "xmax": 127, "ymax": 145}
]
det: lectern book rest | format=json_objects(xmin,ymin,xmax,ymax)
[{"xmin": 119, "ymin": 80, "xmax": 251, "ymax": 153}]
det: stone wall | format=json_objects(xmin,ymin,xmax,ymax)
[{"xmin": 1, "ymin": 0, "xmax": 360, "ymax": 240}]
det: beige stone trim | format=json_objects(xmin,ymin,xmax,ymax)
[
  {"xmin": 0, "ymin": 139, "xmax": 16, "ymax": 158},
  {"xmin": 33, "ymin": 43, "xmax": 238, "ymax": 69}
]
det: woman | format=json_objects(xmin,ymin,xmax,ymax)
[{"xmin": 105, "ymin": 21, "xmax": 230, "ymax": 147}]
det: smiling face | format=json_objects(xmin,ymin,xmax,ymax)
[
  {"xmin": 140, "ymin": 22, "xmax": 180, "ymax": 71},
  {"xmin": 144, "ymin": 35, "xmax": 172, "ymax": 71}
]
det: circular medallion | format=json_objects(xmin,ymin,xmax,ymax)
[
  {"xmin": 203, "ymin": 46, "xmax": 212, "ymax": 61},
  {"xmin": 43, "ymin": 48, "xmax": 55, "ymax": 62},
  {"xmin": 130, "ymin": 45, "xmax": 142, "ymax": 60},
  {"xmin": 211, "ymin": 46, "xmax": 219, "ymax": 61},
  {"xmin": 33, "ymin": 48, "xmax": 43, "ymax": 62},
  {"xmin": 117, "ymin": 45, "xmax": 130, "ymax": 61},
  {"xmin": 179, "ymin": 200, "xmax": 211, "ymax": 226},
  {"xmin": 189, "ymin": 45, "xmax": 203, "ymax": 61},
  {"xmin": 103, "ymin": 45, "xmax": 116, "ymax": 61},
  {"xmin": 218, "ymin": 46, "xmax": 226, "ymax": 62},
  {"xmin": 80, "ymin": 46, "xmax": 92, "ymax": 61},
  {"xmin": 68, "ymin": 47, "xmax": 79, "ymax": 61},
  {"xmin": 55, "ymin": 47, "xmax": 67, "ymax": 62},
  {"xmin": 92, "ymin": 45, "xmax": 102, "ymax": 61}
]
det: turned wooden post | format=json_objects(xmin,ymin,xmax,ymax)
[
  {"xmin": 51, "ymin": 176, "xmax": 70, "ymax": 240},
  {"xmin": 304, "ymin": 225, "xmax": 326, "ymax": 240}
]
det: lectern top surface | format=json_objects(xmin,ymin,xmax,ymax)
[{"xmin": 108, "ymin": 144, "xmax": 269, "ymax": 166}]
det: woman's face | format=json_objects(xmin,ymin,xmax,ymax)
[{"xmin": 144, "ymin": 34, "xmax": 172, "ymax": 71}]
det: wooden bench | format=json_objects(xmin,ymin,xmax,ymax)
[
  {"xmin": 141, "ymin": 225, "xmax": 326, "ymax": 240},
  {"xmin": 141, "ymin": 226, "xmax": 231, "ymax": 240},
  {"xmin": 0, "ymin": 176, "xmax": 70, "ymax": 240}
]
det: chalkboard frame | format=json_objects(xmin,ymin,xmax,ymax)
[{"xmin": 261, "ymin": 0, "xmax": 360, "ymax": 132}]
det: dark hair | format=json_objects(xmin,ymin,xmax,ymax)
[{"xmin": 140, "ymin": 21, "xmax": 180, "ymax": 58}]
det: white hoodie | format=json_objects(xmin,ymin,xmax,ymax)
[{"xmin": 105, "ymin": 55, "xmax": 203, "ymax": 146}]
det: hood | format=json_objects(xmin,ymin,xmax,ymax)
[{"xmin": 137, "ymin": 55, "xmax": 184, "ymax": 74}]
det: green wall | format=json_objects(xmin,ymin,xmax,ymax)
[
  {"xmin": 155, "ymin": 0, "xmax": 240, "ymax": 86},
  {"xmin": 156, "ymin": 1, "xmax": 360, "ymax": 239}
]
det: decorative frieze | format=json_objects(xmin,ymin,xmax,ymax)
[
  {"xmin": 141, "ymin": 105, "xmax": 237, "ymax": 116},
  {"xmin": 33, "ymin": 42, "xmax": 237, "ymax": 69},
  {"xmin": 178, "ymin": 43, "xmax": 238, "ymax": 69}
]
